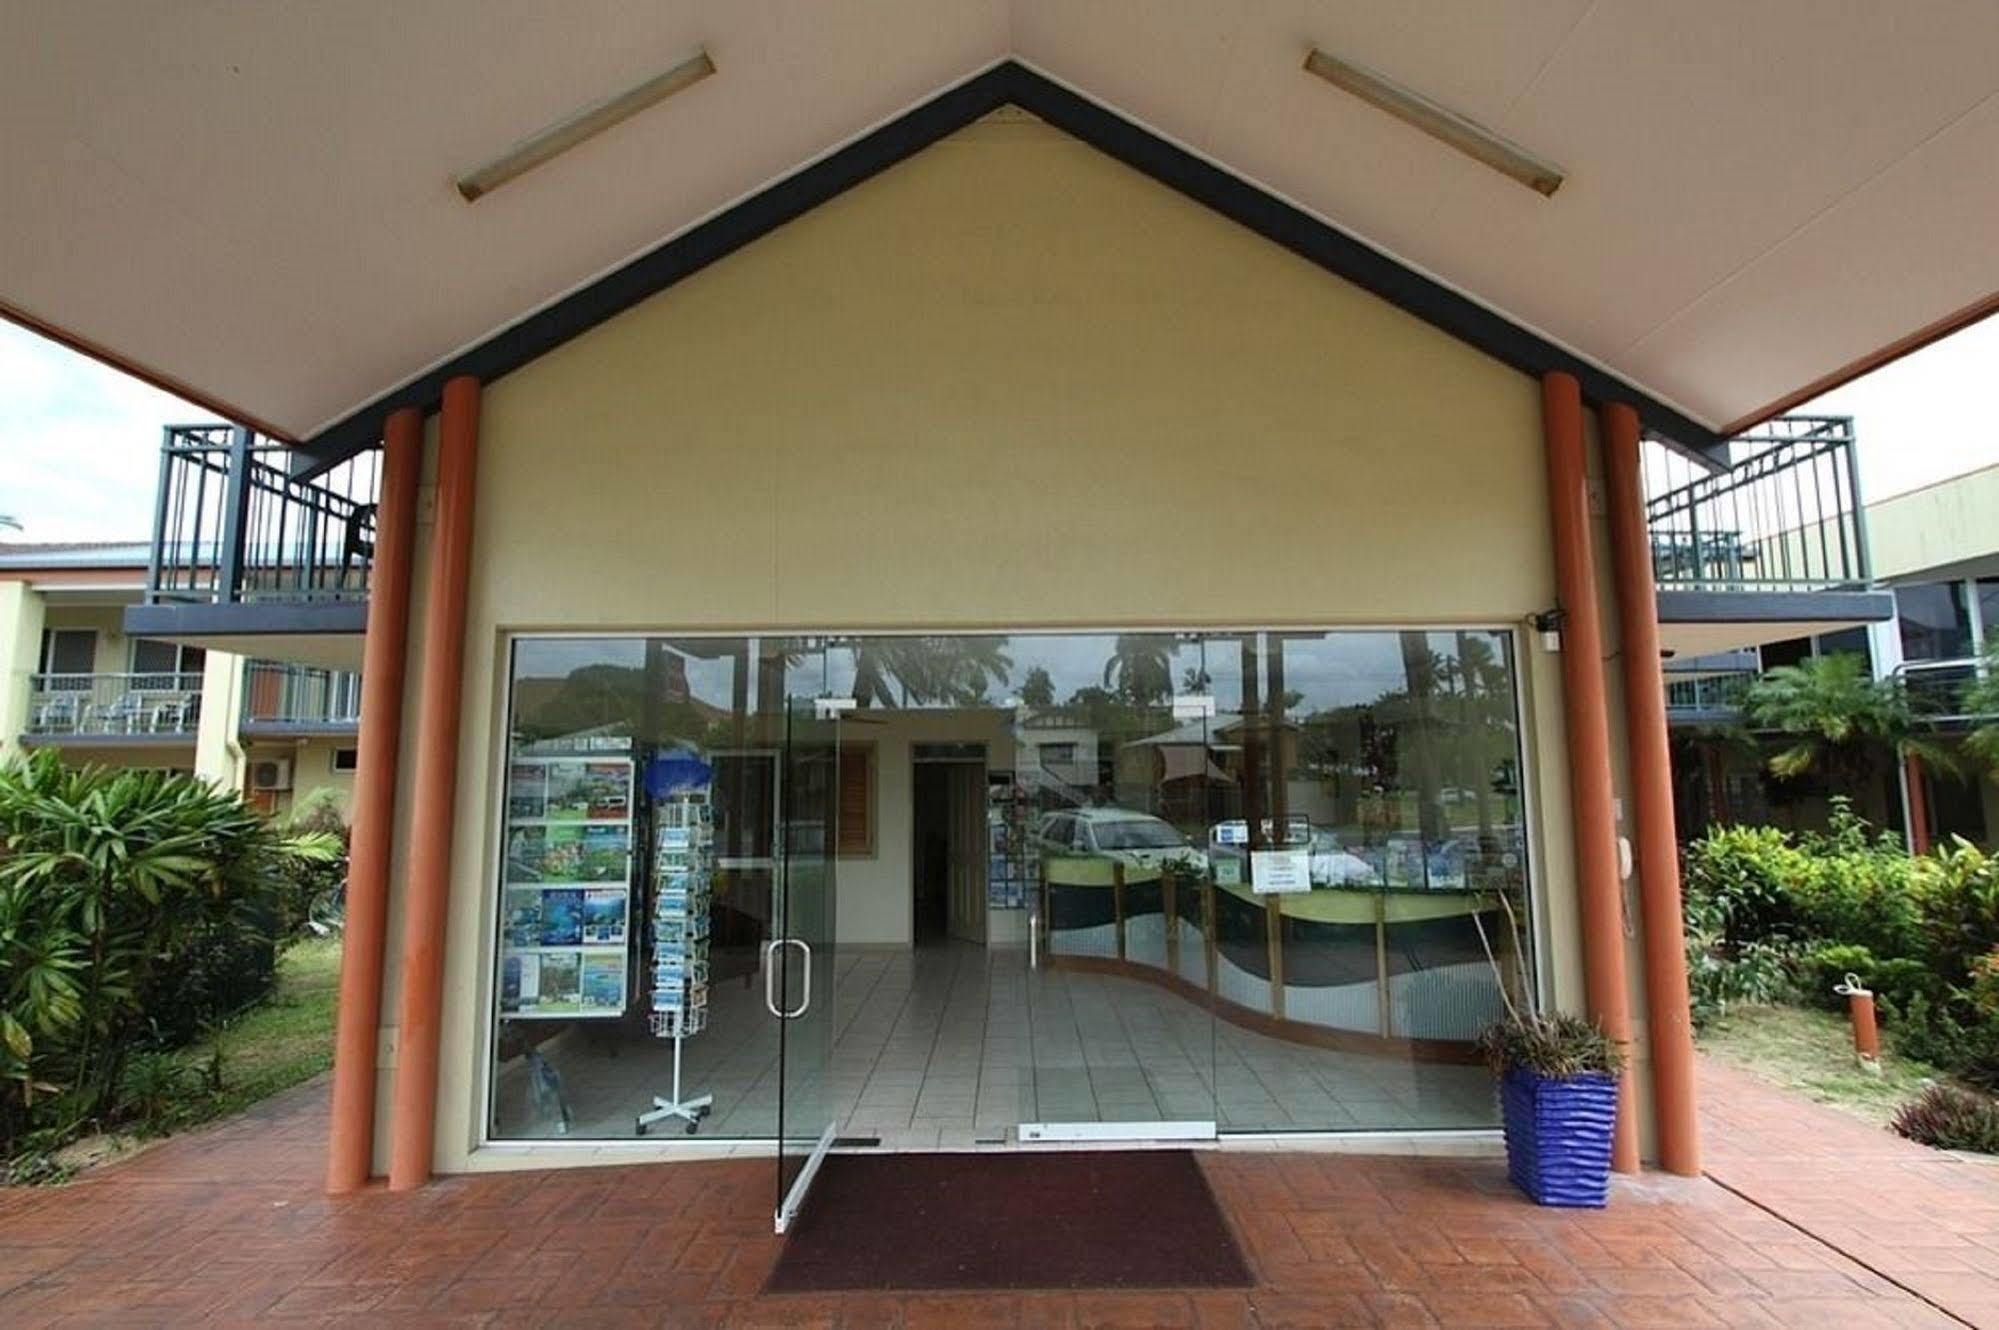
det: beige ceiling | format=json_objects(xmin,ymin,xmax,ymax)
[{"xmin": 6, "ymin": 1, "xmax": 1999, "ymax": 445}]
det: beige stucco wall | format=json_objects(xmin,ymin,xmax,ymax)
[
  {"xmin": 1868, "ymin": 461, "xmax": 1999, "ymax": 583},
  {"xmin": 368, "ymin": 111, "xmax": 1662, "ymax": 1175},
  {"xmin": 0, "ymin": 580, "xmax": 45, "ymax": 761}
]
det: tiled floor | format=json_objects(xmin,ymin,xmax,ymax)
[
  {"xmin": 4, "ymin": 1056, "xmax": 1995, "ymax": 1326},
  {"xmin": 497, "ymin": 944, "xmax": 1495, "ymax": 1146}
]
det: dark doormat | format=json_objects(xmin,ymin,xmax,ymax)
[{"xmin": 764, "ymin": 1150, "xmax": 1253, "ymax": 1293}]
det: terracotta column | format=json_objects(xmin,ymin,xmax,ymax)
[
  {"xmin": 1601, "ymin": 401, "xmax": 1701, "ymax": 1176},
  {"xmin": 388, "ymin": 376, "xmax": 482, "ymax": 1190},
  {"xmin": 1905, "ymin": 753, "xmax": 1932, "ymax": 855},
  {"xmin": 1540, "ymin": 371, "xmax": 1640, "ymax": 1174},
  {"xmin": 325, "ymin": 407, "xmax": 423, "ymax": 1194}
]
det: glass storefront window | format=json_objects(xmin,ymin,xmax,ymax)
[{"xmin": 484, "ymin": 629, "xmax": 1535, "ymax": 1145}]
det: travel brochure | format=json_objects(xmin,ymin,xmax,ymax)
[
  {"xmin": 508, "ymin": 758, "xmax": 633, "ymax": 822},
  {"xmin": 504, "ymin": 823, "xmax": 631, "ymax": 883},
  {"xmin": 501, "ymin": 949, "xmax": 628, "ymax": 1017},
  {"xmin": 500, "ymin": 754, "xmax": 635, "ymax": 1021}
]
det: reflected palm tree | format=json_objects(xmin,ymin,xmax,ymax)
[
  {"xmin": 852, "ymin": 636, "xmax": 1013, "ymax": 708},
  {"xmin": 1102, "ymin": 634, "xmax": 1172, "ymax": 705}
]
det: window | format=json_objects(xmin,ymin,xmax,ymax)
[
  {"xmin": 332, "ymin": 747, "xmax": 360, "ymax": 773},
  {"xmin": 1814, "ymin": 626, "xmax": 1872, "ymax": 675},
  {"xmin": 1897, "ymin": 581, "xmax": 1973, "ymax": 662},
  {"xmin": 38, "ymin": 628, "xmax": 95, "ymax": 677},
  {"xmin": 1980, "ymin": 578, "xmax": 1999, "ymax": 654},
  {"xmin": 131, "ymin": 639, "xmax": 206, "ymax": 683}
]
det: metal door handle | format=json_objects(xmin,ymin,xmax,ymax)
[
  {"xmin": 764, "ymin": 938, "xmax": 813, "ymax": 1020},
  {"xmin": 763, "ymin": 939, "xmax": 782, "ymax": 1018},
  {"xmin": 786, "ymin": 939, "xmax": 812, "ymax": 1019}
]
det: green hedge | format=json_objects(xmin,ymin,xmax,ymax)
[{"xmin": 1683, "ymin": 801, "xmax": 1999, "ymax": 1089}]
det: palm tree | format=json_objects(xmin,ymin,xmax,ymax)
[
  {"xmin": 0, "ymin": 515, "xmax": 19, "ymax": 534},
  {"xmin": 1101, "ymin": 635, "xmax": 1172, "ymax": 705},
  {"xmin": 1961, "ymin": 645, "xmax": 1999, "ymax": 774},
  {"xmin": 1744, "ymin": 652, "xmax": 1955, "ymax": 782}
]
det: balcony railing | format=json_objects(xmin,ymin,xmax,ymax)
[
  {"xmin": 1664, "ymin": 669, "xmax": 1757, "ymax": 723},
  {"xmin": 148, "ymin": 425, "xmax": 381, "ymax": 607},
  {"xmin": 241, "ymin": 661, "xmax": 363, "ymax": 732},
  {"xmin": 1896, "ymin": 657, "xmax": 1996, "ymax": 723},
  {"xmin": 1645, "ymin": 416, "xmax": 1869, "ymax": 592},
  {"xmin": 25, "ymin": 672, "xmax": 203, "ymax": 738}
]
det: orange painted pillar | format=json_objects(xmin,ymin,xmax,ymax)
[
  {"xmin": 1601, "ymin": 401, "xmax": 1701, "ymax": 1177},
  {"xmin": 325, "ymin": 406, "xmax": 423, "ymax": 1194},
  {"xmin": 388, "ymin": 376, "xmax": 482, "ymax": 1191},
  {"xmin": 1540, "ymin": 371, "xmax": 1640, "ymax": 1174},
  {"xmin": 1905, "ymin": 753, "xmax": 1932, "ymax": 855}
]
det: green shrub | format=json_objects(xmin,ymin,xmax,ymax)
[
  {"xmin": 1686, "ymin": 893, "xmax": 1796, "ymax": 1028},
  {"xmin": 1890, "ymin": 1083, "xmax": 1999, "ymax": 1154},
  {"xmin": 1683, "ymin": 825, "xmax": 1811, "ymax": 946},
  {"xmin": 0, "ymin": 752, "xmax": 338, "ymax": 1156},
  {"xmin": 1791, "ymin": 804, "xmax": 1922, "ymax": 959},
  {"xmin": 1911, "ymin": 838, "xmax": 1999, "ymax": 989}
]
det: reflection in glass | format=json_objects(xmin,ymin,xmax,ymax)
[{"xmin": 485, "ymin": 629, "xmax": 1534, "ymax": 1145}]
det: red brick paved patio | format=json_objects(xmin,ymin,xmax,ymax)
[{"xmin": 1, "ymin": 1058, "xmax": 1992, "ymax": 1327}]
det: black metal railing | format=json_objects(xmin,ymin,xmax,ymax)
[
  {"xmin": 148, "ymin": 425, "xmax": 381, "ymax": 606},
  {"xmin": 240, "ymin": 661, "xmax": 363, "ymax": 731},
  {"xmin": 1644, "ymin": 416, "xmax": 1869, "ymax": 592},
  {"xmin": 25, "ymin": 672, "xmax": 203, "ymax": 738},
  {"xmin": 1896, "ymin": 657, "xmax": 1995, "ymax": 723},
  {"xmin": 1664, "ymin": 669, "xmax": 1757, "ymax": 721}
]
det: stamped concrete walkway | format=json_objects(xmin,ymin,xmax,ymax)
[{"xmin": 0, "ymin": 1057, "xmax": 1991, "ymax": 1327}]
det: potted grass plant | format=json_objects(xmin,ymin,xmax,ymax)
[
  {"xmin": 1477, "ymin": 1010, "xmax": 1625, "ymax": 1208},
  {"xmin": 1469, "ymin": 886, "xmax": 1626, "ymax": 1208}
]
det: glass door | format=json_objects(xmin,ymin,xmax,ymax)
[
  {"xmin": 773, "ymin": 693, "xmax": 843, "ymax": 1233},
  {"xmin": 1015, "ymin": 632, "xmax": 1218, "ymax": 1141}
]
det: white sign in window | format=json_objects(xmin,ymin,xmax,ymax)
[{"xmin": 1250, "ymin": 849, "xmax": 1312, "ymax": 894}]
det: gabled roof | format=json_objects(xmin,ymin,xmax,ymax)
[
  {"xmin": 7, "ymin": 5, "xmax": 1999, "ymax": 472},
  {"xmin": 292, "ymin": 61, "xmax": 1718, "ymax": 476}
]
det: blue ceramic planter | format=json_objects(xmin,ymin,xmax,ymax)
[{"xmin": 1499, "ymin": 1067, "xmax": 1619, "ymax": 1208}]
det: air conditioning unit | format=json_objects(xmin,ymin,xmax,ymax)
[{"xmin": 249, "ymin": 758, "xmax": 293, "ymax": 793}]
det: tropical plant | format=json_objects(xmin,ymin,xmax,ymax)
[
  {"xmin": 1963, "ymin": 645, "xmax": 1999, "ymax": 773},
  {"xmin": 1890, "ymin": 1083, "xmax": 1999, "ymax": 1154},
  {"xmin": 1743, "ymin": 652, "xmax": 1954, "ymax": 782},
  {"xmin": 0, "ymin": 752, "xmax": 338, "ymax": 1152}
]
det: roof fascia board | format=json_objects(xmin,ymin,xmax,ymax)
[{"xmin": 291, "ymin": 60, "xmax": 1722, "ymax": 479}]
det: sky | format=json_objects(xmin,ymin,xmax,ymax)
[{"xmin": 2, "ymin": 311, "xmax": 1998, "ymax": 542}]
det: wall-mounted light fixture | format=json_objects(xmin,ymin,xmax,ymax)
[
  {"xmin": 455, "ymin": 49, "xmax": 717, "ymax": 202},
  {"xmin": 1303, "ymin": 48, "xmax": 1564, "ymax": 198}
]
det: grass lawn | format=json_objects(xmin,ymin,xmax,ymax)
[
  {"xmin": 1697, "ymin": 1001, "xmax": 1947, "ymax": 1127},
  {"xmin": 178, "ymin": 934, "xmax": 342, "ymax": 1128}
]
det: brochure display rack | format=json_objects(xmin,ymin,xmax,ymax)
[
  {"xmin": 499, "ymin": 754, "xmax": 635, "ymax": 1019},
  {"xmin": 986, "ymin": 775, "xmax": 1030, "ymax": 909},
  {"xmin": 638, "ymin": 749, "xmax": 715, "ymax": 1135}
]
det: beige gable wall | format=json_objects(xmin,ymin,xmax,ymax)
[
  {"xmin": 1866, "ymin": 462, "xmax": 1999, "ymax": 583},
  {"xmin": 377, "ymin": 112, "xmax": 1629, "ymax": 1174}
]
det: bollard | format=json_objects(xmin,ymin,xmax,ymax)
[{"xmin": 1835, "ymin": 972, "xmax": 1881, "ymax": 1074}]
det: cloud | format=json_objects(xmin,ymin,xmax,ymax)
[{"xmin": 0, "ymin": 321, "xmax": 206, "ymax": 541}]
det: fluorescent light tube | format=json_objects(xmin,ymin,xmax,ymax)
[
  {"xmin": 456, "ymin": 50, "xmax": 716, "ymax": 202},
  {"xmin": 1303, "ymin": 48, "xmax": 1564, "ymax": 198}
]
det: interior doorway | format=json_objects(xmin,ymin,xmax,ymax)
[{"xmin": 911, "ymin": 744, "xmax": 987, "ymax": 947}]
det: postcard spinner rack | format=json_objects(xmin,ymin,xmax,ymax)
[{"xmin": 636, "ymin": 778, "xmax": 714, "ymax": 1135}]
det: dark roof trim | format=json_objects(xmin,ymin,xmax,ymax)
[
  {"xmin": 1655, "ymin": 588, "xmax": 1896, "ymax": 625},
  {"xmin": 291, "ymin": 59, "xmax": 1722, "ymax": 479},
  {"xmin": 123, "ymin": 600, "xmax": 369, "ymax": 639}
]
